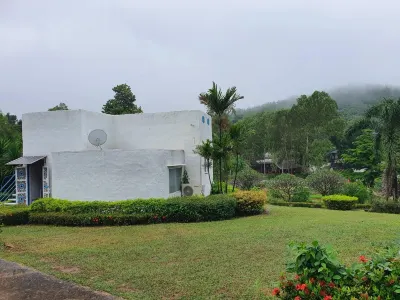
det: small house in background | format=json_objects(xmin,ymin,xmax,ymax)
[
  {"xmin": 252, "ymin": 153, "xmax": 302, "ymax": 174},
  {"xmin": 6, "ymin": 110, "xmax": 212, "ymax": 204}
]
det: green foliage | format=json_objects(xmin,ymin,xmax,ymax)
[
  {"xmin": 236, "ymin": 167, "xmax": 262, "ymax": 190},
  {"xmin": 268, "ymin": 174, "xmax": 307, "ymax": 202},
  {"xmin": 31, "ymin": 195, "xmax": 237, "ymax": 224},
  {"xmin": 273, "ymin": 241, "xmax": 400, "ymax": 299},
  {"xmin": 233, "ymin": 190, "xmax": 266, "ymax": 216},
  {"xmin": 48, "ymin": 102, "xmax": 68, "ymax": 111},
  {"xmin": 307, "ymin": 169, "xmax": 346, "ymax": 196},
  {"xmin": 322, "ymin": 194, "xmax": 358, "ymax": 210},
  {"xmin": 199, "ymin": 82, "xmax": 243, "ymax": 193},
  {"xmin": 269, "ymin": 201, "xmax": 323, "ymax": 208},
  {"xmin": 102, "ymin": 84, "xmax": 142, "ymax": 115},
  {"xmin": 0, "ymin": 205, "xmax": 30, "ymax": 225},
  {"xmin": 308, "ymin": 139, "xmax": 334, "ymax": 167},
  {"xmin": 29, "ymin": 213, "xmax": 152, "ymax": 226},
  {"xmin": 370, "ymin": 198, "xmax": 400, "ymax": 214},
  {"xmin": 342, "ymin": 129, "xmax": 381, "ymax": 186},
  {"xmin": 291, "ymin": 186, "xmax": 311, "ymax": 202},
  {"xmin": 341, "ymin": 181, "xmax": 372, "ymax": 204},
  {"xmin": 211, "ymin": 182, "xmax": 234, "ymax": 194},
  {"xmin": 182, "ymin": 169, "xmax": 190, "ymax": 184}
]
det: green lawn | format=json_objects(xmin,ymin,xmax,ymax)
[{"xmin": 1, "ymin": 206, "xmax": 399, "ymax": 299}]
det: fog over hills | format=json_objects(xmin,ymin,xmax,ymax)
[{"xmin": 235, "ymin": 84, "xmax": 400, "ymax": 120}]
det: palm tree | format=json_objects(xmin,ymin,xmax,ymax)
[
  {"xmin": 346, "ymin": 98, "xmax": 400, "ymax": 200},
  {"xmin": 199, "ymin": 82, "xmax": 243, "ymax": 193},
  {"xmin": 193, "ymin": 140, "xmax": 214, "ymax": 188}
]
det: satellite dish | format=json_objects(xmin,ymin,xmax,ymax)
[{"xmin": 88, "ymin": 129, "xmax": 107, "ymax": 149}]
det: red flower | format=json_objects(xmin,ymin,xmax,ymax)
[
  {"xmin": 271, "ymin": 287, "xmax": 280, "ymax": 296},
  {"xmin": 359, "ymin": 255, "xmax": 368, "ymax": 263},
  {"xmin": 324, "ymin": 296, "xmax": 333, "ymax": 300},
  {"xmin": 294, "ymin": 274, "xmax": 300, "ymax": 280},
  {"xmin": 162, "ymin": 216, "xmax": 166, "ymax": 220},
  {"xmin": 389, "ymin": 279, "xmax": 395, "ymax": 285},
  {"xmin": 294, "ymin": 297, "xmax": 301, "ymax": 300},
  {"xmin": 362, "ymin": 276, "xmax": 368, "ymax": 281},
  {"xmin": 296, "ymin": 283, "xmax": 307, "ymax": 291},
  {"xmin": 328, "ymin": 282, "xmax": 335, "ymax": 288},
  {"xmin": 309, "ymin": 277, "xmax": 316, "ymax": 284},
  {"xmin": 320, "ymin": 290, "xmax": 327, "ymax": 297},
  {"xmin": 319, "ymin": 280, "xmax": 326, "ymax": 287}
]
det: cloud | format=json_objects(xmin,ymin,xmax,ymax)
[{"xmin": 1, "ymin": 0, "xmax": 400, "ymax": 116}]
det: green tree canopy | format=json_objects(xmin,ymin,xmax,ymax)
[
  {"xmin": 48, "ymin": 102, "xmax": 69, "ymax": 111},
  {"xmin": 102, "ymin": 84, "xmax": 143, "ymax": 115}
]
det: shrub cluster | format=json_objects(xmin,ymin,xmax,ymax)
[
  {"xmin": 272, "ymin": 241, "xmax": 400, "ymax": 299},
  {"xmin": 322, "ymin": 194, "xmax": 358, "ymax": 210},
  {"xmin": 268, "ymin": 174, "xmax": 310, "ymax": 202},
  {"xmin": 0, "ymin": 205, "xmax": 30, "ymax": 225},
  {"xmin": 370, "ymin": 199, "xmax": 400, "ymax": 214},
  {"xmin": 307, "ymin": 170, "xmax": 346, "ymax": 196},
  {"xmin": 341, "ymin": 181, "xmax": 372, "ymax": 204},
  {"xmin": 233, "ymin": 190, "xmax": 266, "ymax": 216}
]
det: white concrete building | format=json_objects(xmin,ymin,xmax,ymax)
[{"xmin": 7, "ymin": 110, "xmax": 212, "ymax": 204}]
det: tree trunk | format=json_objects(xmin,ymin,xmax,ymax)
[
  {"xmin": 207, "ymin": 159, "xmax": 212, "ymax": 190},
  {"xmin": 219, "ymin": 116, "xmax": 223, "ymax": 194},
  {"xmin": 232, "ymin": 153, "xmax": 239, "ymax": 192}
]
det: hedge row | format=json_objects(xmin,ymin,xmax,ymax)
[
  {"xmin": 1, "ymin": 191, "xmax": 267, "ymax": 226},
  {"xmin": 269, "ymin": 201, "xmax": 323, "ymax": 208}
]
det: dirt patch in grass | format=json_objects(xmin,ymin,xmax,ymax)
[{"xmin": 53, "ymin": 265, "xmax": 81, "ymax": 274}]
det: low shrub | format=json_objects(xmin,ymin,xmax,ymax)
[
  {"xmin": 211, "ymin": 182, "xmax": 235, "ymax": 194},
  {"xmin": 236, "ymin": 167, "xmax": 262, "ymax": 190},
  {"xmin": 355, "ymin": 203, "xmax": 372, "ymax": 210},
  {"xmin": 341, "ymin": 181, "xmax": 372, "ymax": 204},
  {"xmin": 233, "ymin": 190, "xmax": 266, "ymax": 216},
  {"xmin": 370, "ymin": 199, "xmax": 400, "ymax": 214},
  {"xmin": 272, "ymin": 241, "xmax": 400, "ymax": 299},
  {"xmin": 268, "ymin": 174, "xmax": 308, "ymax": 202},
  {"xmin": 0, "ymin": 205, "xmax": 30, "ymax": 225},
  {"xmin": 291, "ymin": 186, "xmax": 311, "ymax": 202},
  {"xmin": 270, "ymin": 201, "xmax": 323, "ymax": 208},
  {"xmin": 322, "ymin": 194, "xmax": 358, "ymax": 210},
  {"xmin": 307, "ymin": 169, "xmax": 346, "ymax": 196}
]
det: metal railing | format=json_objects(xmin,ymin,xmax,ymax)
[{"xmin": 0, "ymin": 174, "xmax": 16, "ymax": 202}]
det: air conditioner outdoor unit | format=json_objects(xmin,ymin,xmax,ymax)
[{"xmin": 181, "ymin": 184, "xmax": 202, "ymax": 196}]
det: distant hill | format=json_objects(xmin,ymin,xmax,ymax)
[{"xmin": 234, "ymin": 85, "xmax": 400, "ymax": 121}]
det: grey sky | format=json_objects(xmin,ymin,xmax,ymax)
[{"xmin": 1, "ymin": 0, "xmax": 400, "ymax": 116}]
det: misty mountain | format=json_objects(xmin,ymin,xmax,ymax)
[{"xmin": 235, "ymin": 84, "xmax": 400, "ymax": 120}]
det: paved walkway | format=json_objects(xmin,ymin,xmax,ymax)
[{"xmin": 0, "ymin": 259, "xmax": 116, "ymax": 300}]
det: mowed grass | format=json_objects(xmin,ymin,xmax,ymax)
[{"xmin": 1, "ymin": 206, "xmax": 400, "ymax": 299}]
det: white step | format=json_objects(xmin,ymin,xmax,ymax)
[{"xmin": 4, "ymin": 198, "xmax": 17, "ymax": 206}]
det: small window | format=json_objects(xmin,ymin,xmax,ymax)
[{"xmin": 169, "ymin": 167, "xmax": 182, "ymax": 193}]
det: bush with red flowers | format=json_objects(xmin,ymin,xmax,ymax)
[{"xmin": 272, "ymin": 241, "xmax": 400, "ymax": 299}]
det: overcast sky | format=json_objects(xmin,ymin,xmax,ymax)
[{"xmin": 1, "ymin": 0, "xmax": 400, "ymax": 116}]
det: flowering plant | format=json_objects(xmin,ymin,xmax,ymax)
[{"xmin": 272, "ymin": 241, "xmax": 400, "ymax": 299}]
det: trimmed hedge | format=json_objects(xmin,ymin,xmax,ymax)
[
  {"xmin": 0, "ymin": 205, "xmax": 30, "ymax": 225},
  {"xmin": 355, "ymin": 203, "xmax": 372, "ymax": 210},
  {"xmin": 233, "ymin": 190, "xmax": 266, "ymax": 215},
  {"xmin": 270, "ymin": 201, "xmax": 323, "ymax": 208},
  {"xmin": 370, "ymin": 200, "xmax": 400, "ymax": 214},
  {"xmin": 29, "ymin": 195, "xmax": 237, "ymax": 225},
  {"xmin": 29, "ymin": 212, "xmax": 153, "ymax": 226},
  {"xmin": 322, "ymin": 194, "xmax": 358, "ymax": 210}
]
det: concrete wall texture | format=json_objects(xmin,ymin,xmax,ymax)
[{"xmin": 22, "ymin": 110, "xmax": 213, "ymax": 200}]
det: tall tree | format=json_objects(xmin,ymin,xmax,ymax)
[
  {"xmin": 102, "ymin": 84, "xmax": 142, "ymax": 115},
  {"xmin": 341, "ymin": 129, "xmax": 381, "ymax": 187},
  {"xmin": 198, "ymin": 82, "xmax": 243, "ymax": 193},
  {"xmin": 347, "ymin": 99, "xmax": 400, "ymax": 199},
  {"xmin": 48, "ymin": 102, "xmax": 69, "ymax": 111}
]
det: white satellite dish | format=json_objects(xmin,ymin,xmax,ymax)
[{"xmin": 88, "ymin": 129, "xmax": 107, "ymax": 149}]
